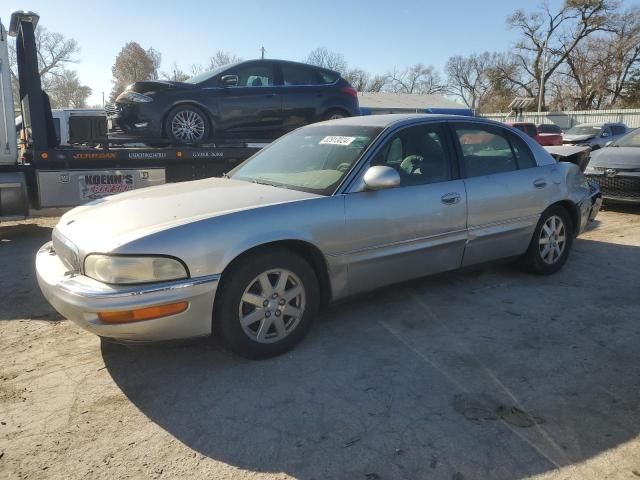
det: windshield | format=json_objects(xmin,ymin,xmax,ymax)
[
  {"xmin": 230, "ymin": 125, "xmax": 383, "ymax": 195},
  {"xmin": 613, "ymin": 128, "xmax": 640, "ymax": 147},
  {"xmin": 537, "ymin": 124, "xmax": 561, "ymax": 134},
  {"xmin": 566, "ymin": 125, "xmax": 601, "ymax": 136},
  {"xmin": 184, "ymin": 63, "xmax": 237, "ymax": 84}
]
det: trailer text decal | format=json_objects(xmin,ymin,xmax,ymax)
[{"xmin": 79, "ymin": 174, "xmax": 135, "ymax": 200}]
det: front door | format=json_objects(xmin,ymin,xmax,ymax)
[
  {"xmin": 216, "ymin": 62, "xmax": 282, "ymax": 138},
  {"xmin": 343, "ymin": 123, "xmax": 468, "ymax": 295}
]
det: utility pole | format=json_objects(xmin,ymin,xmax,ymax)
[
  {"xmin": 101, "ymin": 91, "xmax": 105, "ymax": 107},
  {"xmin": 260, "ymin": 46, "xmax": 266, "ymax": 59},
  {"xmin": 537, "ymin": 39, "xmax": 548, "ymax": 113}
]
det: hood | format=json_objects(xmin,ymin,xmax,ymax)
[
  {"xmin": 55, "ymin": 178, "xmax": 320, "ymax": 253},
  {"xmin": 588, "ymin": 147, "xmax": 640, "ymax": 169},
  {"xmin": 127, "ymin": 80, "xmax": 194, "ymax": 95},
  {"xmin": 563, "ymin": 134, "xmax": 595, "ymax": 143}
]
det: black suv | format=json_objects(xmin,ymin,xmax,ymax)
[{"xmin": 106, "ymin": 59, "xmax": 360, "ymax": 145}]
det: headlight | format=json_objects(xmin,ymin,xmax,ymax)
[
  {"xmin": 584, "ymin": 165, "xmax": 597, "ymax": 174},
  {"xmin": 116, "ymin": 91, "xmax": 153, "ymax": 103},
  {"xmin": 84, "ymin": 255, "xmax": 188, "ymax": 284}
]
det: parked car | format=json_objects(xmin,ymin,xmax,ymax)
[
  {"xmin": 563, "ymin": 122, "xmax": 628, "ymax": 149},
  {"xmin": 536, "ymin": 123, "xmax": 564, "ymax": 146},
  {"xmin": 36, "ymin": 114, "xmax": 601, "ymax": 359},
  {"xmin": 584, "ymin": 128, "xmax": 640, "ymax": 203},
  {"xmin": 106, "ymin": 59, "xmax": 360, "ymax": 145},
  {"xmin": 505, "ymin": 122, "xmax": 562, "ymax": 146}
]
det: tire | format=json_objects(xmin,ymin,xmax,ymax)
[
  {"xmin": 322, "ymin": 109, "xmax": 350, "ymax": 121},
  {"xmin": 213, "ymin": 250, "xmax": 320, "ymax": 359},
  {"xmin": 522, "ymin": 205, "xmax": 574, "ymax": 274},
  {"xmin": 164, "ymin": 105, "xmax": 210, "ymax": 145}
]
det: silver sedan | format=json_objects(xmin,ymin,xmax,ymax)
[{"xmin": 36, "ymin": 114, "xmax": 602, "ymax": 358}]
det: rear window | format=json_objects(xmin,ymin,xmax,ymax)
[
  {"xmin": 318, "ymin": 69, "xmax": 339, "ymax": 84},
  {"xmin": 282, "ymin": 64, "xmax": 321, "ymax": 86},
  {"xmin": 537, "ymin": 124, "xmax": 561, "ymax": 134}
]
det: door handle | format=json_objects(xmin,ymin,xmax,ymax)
[
  {"xmin": 441, "ymin": 192, "xmax": 461, "ymax": 205},
  {"xmin": 533, "ymin": 178, "xmax": 547, "ymax": 189},
  {"xmin": 264, "ymin": 93, "xmax": 276, "ymax": 98}
]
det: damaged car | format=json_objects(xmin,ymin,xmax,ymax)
[{"xmin": 36, "ymin": 115, "xmax": 602, "ymax": 359}]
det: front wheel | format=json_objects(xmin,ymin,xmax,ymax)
[
  {"xmin": 165, "ymin": 105, "xmax": 210, "ymax": 145},
  {"xmin": 521, "ymin": 205, "xmax": 573, "ymax": 274},
  {"xmin": 213, "ymin": 250, "xmax": 319, "ymax": 359}
]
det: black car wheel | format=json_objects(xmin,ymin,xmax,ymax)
[
  {"xmin": 165, "ymin": 105, "xmax": 210, "ymax": 145},
  {"xmin": 213, "ymin": 249, "xmax": 319, "ymax": 359},
  {"xmin": 521, "ymin": 205, "xmax": 573, "ymax": 274}
]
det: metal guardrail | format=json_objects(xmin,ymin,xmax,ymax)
[{"xmin": 480, "ymin": 108, "xmax": 640, "ymax": 129}]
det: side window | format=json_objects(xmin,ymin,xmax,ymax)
[
  {"xmin": 231, "ymin": 64, "xmax": 274, "ymax": 87},
  {"xmin": 318, "ymin": 69, "xmax": 338, "ymax": 84},
  {"xmin": 454, "ymin": 125, "xmax": 518, "ymax": 178},
  {"xmin": 372, "ymin": 124, "xmax": 452, "ymax": 186},
  {"xmin": 282, "ymin": 65, "xmax": 321, "ymax": 86},
  {"xmin": 508, "ymin": 133, "xmax": 537, "ymax": 169},
  {"xmin": 612, "ymin": 125, "xmax": 625, "ymax": 135}
]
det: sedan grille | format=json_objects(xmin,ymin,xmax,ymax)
[
  {"xmin": 52, "ymin": 229, "xmax": 81, "ymax": 272},
  {"xmin": 104, "ymin": 103, "xmax": 119, "ymax": 116},
  {"xmin": 585, "ymin": 174, "xmax": 640, "ymax": 199}
]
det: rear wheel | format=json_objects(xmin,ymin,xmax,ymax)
[
  {"xmin": 165, "ymin": 105, "xmax": 210, "ymax": 145},
  {"xmin": 522, "ymin": 205, "xmax": 573, "ymax": 274},
  {"xmin": 213, "ymin": 250, "xmax": 319, "ymax": 359}
]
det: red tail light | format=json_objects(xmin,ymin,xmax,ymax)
[{"xmin": 341, "ymin": 86, "xmax": 358, "ymax": 98}]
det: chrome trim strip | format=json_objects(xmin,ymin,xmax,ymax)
[{"xmin": 61, "ymin": 274, "xmax": 221, "ymax": 299}]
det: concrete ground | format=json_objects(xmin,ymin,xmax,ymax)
[{"xmin": 0, "ymin": 207, "xmax": 639, "ymax": 480}]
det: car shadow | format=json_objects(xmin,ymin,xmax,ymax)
[
  {"xmin": 103, "ymin": 237, "xmax": 640, "ymax": 479},
  {"xmin": 0, "ymin": 223, "xmax": 63, "ymax": 322}
]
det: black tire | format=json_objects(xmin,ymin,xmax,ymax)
[
  {"xmin": 521, "ymin": 205, "xmax": 574, "ymax": 274},
  {"xmin": 322, "ymin": 109, "xmax": 350, "ymax": 121},
  {"xmin": 164, "ymin": 105, "xmax": 210, "ymax": 145},
  {"xmin": 213, "ymin": 250, "xmax": 320, "ymax": 359}
]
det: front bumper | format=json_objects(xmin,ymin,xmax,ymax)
[
  {"xmin": 35, "ymin": 242, "xmax": 219, "ymax": 341},
  {"xmin": 584, "ymin": 173, "xmax": 640, "ymax": 204},
  {"xmin": 105, "ymin": 102, "xmax": 162, "ymax": 137}
]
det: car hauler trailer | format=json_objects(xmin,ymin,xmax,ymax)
[{"xmin": 0, "ymin": 11, "xmax": 261, "ymax": 220}]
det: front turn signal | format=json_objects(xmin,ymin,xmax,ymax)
[{"xmin": 98, "ymin": 301, "xmax": 188, "ymax": 324}]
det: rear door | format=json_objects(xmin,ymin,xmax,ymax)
[
  {"xmin": 344, "ymin": 122, "xmax": 468, "ymax": 295},
  {"xmin": 450, "ymin": 121, "xmax": 551, "ymax": 266},
  {"xmin": 216, "ymin": 61, "xmax": 282, "ymax": 137},
  {"xmin": 279, "ymin": 63, "xmax": 327, "ymax": 130}
]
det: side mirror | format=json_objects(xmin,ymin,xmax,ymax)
[
  {"xmin": 221, "ymin": 75, "xmax": 238, "ymax": 87},
  {"xmin": 601, "ymin": 131, "xmax": 609, "ymax": 138},
  {"xmin": 363, "ymin": 166, "xmax": 400, "ymax": 191}
]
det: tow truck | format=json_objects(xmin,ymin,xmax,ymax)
[{"xmin": 0, "ymin": 11, "xmax": 262, "ymax": 220}]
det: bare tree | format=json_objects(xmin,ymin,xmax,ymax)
[
  {"xmin": 161, "ymin": 62, "xmax": 191, "ymax": 82},
  {"xmin": 620, "ymin": 68, "xmax": 640, "ymax": 107},
  {"xmin": 386, "ymin": 64, "xmax": 447, "ymax": 94},
  {"xmin": 207, "ymin": 51, "xmax": 243, "ymax": 69},
  {"xmin": 47, "ymin": 69, "xmax": 92, "ymax": 108},
  {"xmin": 446, "ymin": 52, "xmax": 503, "ymax": 110},
  {"xmin": 110, "ymin": 42, "xmax": 161, "ymax": 100},
  {"xmin": 344, "ymin": 68, "xmax": 387, "ymax": 92},
  {"xmin": 507, "ymin": 0, "xmax": 618, "ymax": 110},
  {"xmin": 305, "ymin": 47, "xmax": 347, "ymax": 73},
  {"xmin": 8, "ymin": 24, "xmax": 80, "ymax": 109}
]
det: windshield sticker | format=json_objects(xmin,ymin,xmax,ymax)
[{"xmin": 320, "ymin": 136, "xmax": 356, "ymax": 146}]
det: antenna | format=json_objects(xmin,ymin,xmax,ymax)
[{"xmin": 260, "ymin": 46, "xmax": 266, "ymax": 59}]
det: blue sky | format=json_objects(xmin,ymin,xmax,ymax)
[{"xmin": 4, "ymin": 0, "xmax": 566, "ymax": 105}]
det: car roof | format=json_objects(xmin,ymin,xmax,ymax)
[
  {"xmin": 311, "ymin": 113, "xmax": 499, "ymax": 129},
  {"xmin": 239, "ymin": 58, "xmax": 340, "ymax": 76}
]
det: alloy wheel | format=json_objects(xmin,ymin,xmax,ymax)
[
  {"xmin": 539, "ymin": 215, "xmax": 566, "ymax": 265},
  {"xmin": 238, "ymin": 269, "xmax": 306, "ymax": 344},
  {"xmin": 171, "ymin": 110, "xmax": 205, "ymax": 143}
]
